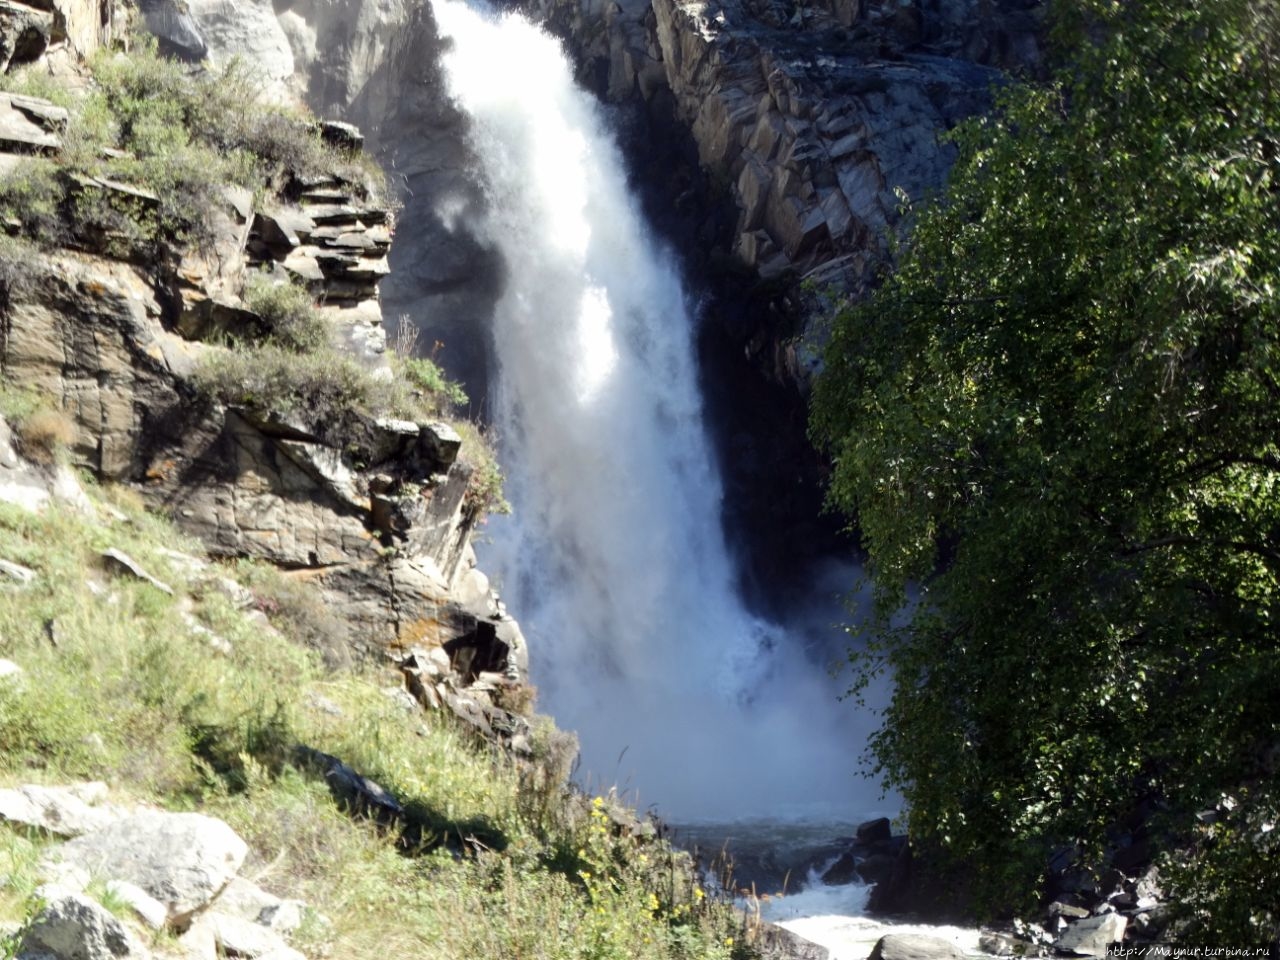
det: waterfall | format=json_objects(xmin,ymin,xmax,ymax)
[{"xmin": 432, "ymin": 0, "xmax": 884, "ymax": 821}]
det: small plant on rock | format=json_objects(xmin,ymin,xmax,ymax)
[{"xmin": 241, "ymin": 271, "xmax": 329, "ymax": 353}]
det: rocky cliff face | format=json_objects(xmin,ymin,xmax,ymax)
[
  {"xmin": 117, "ymin": 0, "xmax": 1047, "ymax": 611},
  {"xmin": 525, "ymin": 0, "xmax": 1041, "ymax": 373},
  {"xmin": 0, "ymin": 79, "xmax": 526, "ymax": 690}
]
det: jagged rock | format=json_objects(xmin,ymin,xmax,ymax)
[
  {"xmin": 0, "ymin": 253, "xmax": 186, "ymax": 481},
  {"xmin": 869, "ymin": 934, "xmax": 964, "ymax": 960},
  {"xmin": 191, "ymin": 912, "xmax": 304, "ymax": 960},
  {"xmin": 317, "ymin": 120, "xmax": 364, "ymax": 152},
  {"xmin": 253, "ymin": 208, "xmax": 314, "ymax": 249},
  {"xmin": 821, "ymin": 851, "xmax": 857, "ymax": 885},
  {"xmin": 417, "ymin": 422, "xmax": 461, "ymax": 470},
  {"xmin": 0, "ymin": 5, "xmax": 53, "ymax": 74},
  {"xmin": 856, "ymin": 817, "xmax": 893, "ymax": 845},
  {"xmin": 294, "ymin": 746, "xmax": 403, "ymax": 825},
  {"xmin": 0, "ymin": 558, "xmax": 36, "ymax": 586},
  {"xmin": 0, "ymin": 782, "xmax": 123, "ymax": 837},
  {"xmin": 19, "ymin": 893, "xmax": 146, "ymax": 960},
  {"xmin": 137, "ymin": 0, "xmax": 208, "ymax": 61},
  {"xmin": 100, "ymin": 549, "xmax": 174, "ymax": 595},
  {"xmin": 175, "ymin": 189, "xmax": 255, "ymax": 336},
  {"xmin": 209, "ymin": 878, "xmax": 305, "ymax": 935},
  {"xmin": 47, "ymin": 812, "xmax": 248, "ymax": 928},
  {"xmin": 1048, "ymin": 901, "xmax": 1090, "ymax": 920},
  {"xmin": 979, "ymin": 932, "xmax": 1036, "ymax": 957},
  {"xmin": 104, "ymin": 880, "xmax": 168, "ymax": 930},
  {"xmin": 1055, "ymin": 914, "xmax": 1127, "ymax": 958},
  {"xmin": 754, "ymin": 921, "xmax": 829, "ymax": 960},
  {"xmin": 0, "ymin": 90, "xmax": 63, "ymax": 152}
]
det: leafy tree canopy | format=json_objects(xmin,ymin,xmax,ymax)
[{"xmin": 810, "ymin": 0, "xmax": 1280, "ymax": 939}]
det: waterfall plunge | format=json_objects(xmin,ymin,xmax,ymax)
[{"xmin": 433, "ymin": 0, "xmax": 884, "ymax": 821}]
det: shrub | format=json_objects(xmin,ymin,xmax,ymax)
[
  {"xmin": 395, "ymin": 355, "xmax": 469, "ymax": 414},
  {"xmin": 454, "ymin": 421, "xmax": 509, "ymax": 518},
  {"xmin": 0, "ymin": 159, "xmax": 66, "ymax": 248},
  {"xmin": 241, "ymin": 272, "xmax": 329, "ymax": 352},
  {"xmin": 192, "ymin": 342, "xmax": 395, "ymax": 422},
  {"xmin": 13, "ymin": 408, "xmax": 76, "ymax": 464}
]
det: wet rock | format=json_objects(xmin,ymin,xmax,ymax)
[
  {"xmin": 869, "ymin": 933, "xmax": 964, "ymax": 960},
  {"xmin": 978, "ymin": 931, "xmax": 1036, "ymax": 956},
  {"xmin": 821, "ymin": 852, "xmax": 857, "ymax": 885},
  {"xmin": 1048, "ymin": 901, "xmax": 1090, "ymax": 920},
  {"xmin": 856, "ymin": 817, "xmax": 893, "ymax": 846},
  {"xmin": 1055, "ymin": 914, "xmax": 1127, "ymax": 958}
]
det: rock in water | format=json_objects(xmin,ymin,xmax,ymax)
[
  {"xmin": 1056, "ymin": 914, "xmax": 1128, "ymax": 958},
  {"xmin": 869, "ymin": 934, "xmax": 964, "ymax": 960}
]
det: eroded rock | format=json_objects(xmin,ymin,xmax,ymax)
[
  {"xmin": 0, "ymin": 782, "xmax": 123, "ymax": 837},
  {"xmin": 19, "ymin": 893, "xmax": 147, "ymax": 960},
  {"xmin": 47, "ymin": 812, "xmax": 248, "ymax": 928},
  {"xmin": 869, "ymin": 933, "xmax": 964, "ymax": 960}
]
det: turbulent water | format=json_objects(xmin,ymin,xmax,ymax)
[{"xmin": 430, "ymin": 0, "xmax": 889, "ymax": 825}]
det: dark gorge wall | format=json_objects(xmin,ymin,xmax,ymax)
[
  {"xmin": 506, "ymin": 0, "xmax": 1045, "ymax": 608},
  {"xmin": 179, "ymin": 0, "xmax": 1043, "ymax": 608}
]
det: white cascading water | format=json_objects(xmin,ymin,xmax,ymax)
[{"xmin": 431, "ymin": 0, "xmax": 887, "ymax": 824}]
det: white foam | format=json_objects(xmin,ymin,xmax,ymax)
[{"xmin": 432, "ymin": 0, "xmax": 888, "ymax": 821}]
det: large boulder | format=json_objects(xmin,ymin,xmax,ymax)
[
  {"xmin": 184, "ymin": 0, "xmax": 295, "ymax": 102},
  {"xmin": 1055, "ymin": 914, "xmax": 1128, "ymax": 958},
  {"xmin": 0, "ymin": 782, "xmax": 123, "ymax": 837},
  {"xmin": 868, "ymin": 934, "xmax": 965, "ymax": 960},
  {"xmin": 19, "ymin": 893, "xmax": 147, "ymax": 960},
  {"xmin": 46, "ymin": 812, "xmax": 248, "ymax": 928}
]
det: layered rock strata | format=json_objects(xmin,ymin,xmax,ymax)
[{"xmin": 0, "ymin": 94, "xmax": 526, "ymax": 682}]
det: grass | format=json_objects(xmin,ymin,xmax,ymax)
[
  {"xmin": 1, "ymin": 40, "xmax": 507, "ymax": 522},
  {"xmin": 0, "ymin": 42, "xmax": 386, "ymax": 260},
  {"xmin": 240, "ymin": 272, "xmax": 330, "ymax": 353},
  {"xmin": 0, "ymin": 385, "xmax": 76, "ymax": 466},
  {"xmin": 0, "ymin": 484, "xmax": 756, "ymax": 960}
]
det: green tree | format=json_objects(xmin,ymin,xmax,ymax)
[{"xmin": 810, "ymin": 0, "xmax": 1280, "ymax": 939}]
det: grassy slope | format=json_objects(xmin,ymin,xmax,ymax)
[{"xmin": 0, "ymin": 482, "xmax": 747, "ymax": 960}]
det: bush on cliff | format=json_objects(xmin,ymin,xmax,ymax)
[
  {"xmin": 811, "ymin": 0, "xmax": 1280, "ymax": 939},
  {"xmin": 0, "ymin": 42, "xmax": 383, "ymax": 259}
]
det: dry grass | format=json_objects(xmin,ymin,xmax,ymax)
[{"xmin": 14, "ymin": 408, "xmax": 77, "ymax": 464}]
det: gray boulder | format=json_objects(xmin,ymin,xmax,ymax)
[
  {"xmin": 47, "ymin": 812, "xmax": 248, "ymax": 928},
  {"xmin": 869, "ymin": 934, "xmax": 965, "ymax": 960},
  {"xmin": 1056, "ymin": 914, "xmax": 1128, "ymax": 958},
  {"xmin": 211, "ymin": 877, "xmax": 305, "ymax": 934},
  {"xmin": 18, "ymin": 893, "xmax": 146, "ymax": 960},
  {"xmin": 0, "ymin": 782, "xmax": 123, "ymax": 837}
]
